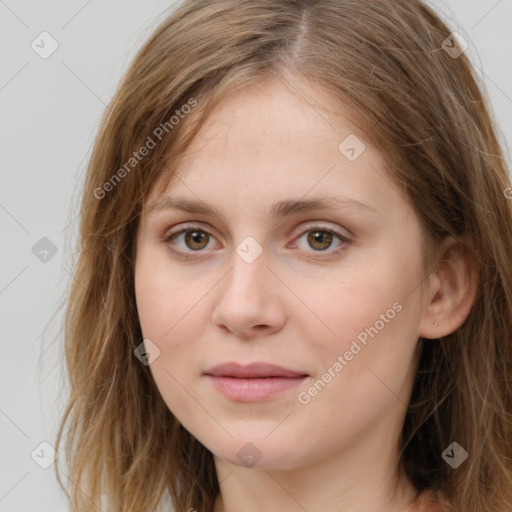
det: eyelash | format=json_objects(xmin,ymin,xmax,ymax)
[{"xmin": 161, "ymin": 223, "xmax": 350, "ymax": 260}]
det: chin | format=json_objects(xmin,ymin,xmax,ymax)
[{"xmin": 201, "ymin": 434, "xmax": 308, "ymax": 470}]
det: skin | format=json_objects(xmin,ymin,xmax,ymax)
[{"xmin": 134, "ymin": 77, "xmax": 477, "ymax": 512}]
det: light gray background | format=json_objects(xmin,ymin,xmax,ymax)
[{"xmin": 1, "ymin": 1, "xmax": 511, "ymax": 510}]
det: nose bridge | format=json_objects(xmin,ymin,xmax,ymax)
[{"xmin": 225, "ymin": 238, "xmax": 269, "ymax": 299}]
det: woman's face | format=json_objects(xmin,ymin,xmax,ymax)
[{"xmin": 134, "ymin": 78, "xmax": 431, "ymax": 471}]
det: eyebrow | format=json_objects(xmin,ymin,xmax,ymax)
[{"xmin": 145, "ymin": 195, "xmax": 377, "ymax": 218}]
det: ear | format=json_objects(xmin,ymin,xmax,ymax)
[{"xmin": 419, "ymin": 236, "xmax": 479, "ymax": 340}]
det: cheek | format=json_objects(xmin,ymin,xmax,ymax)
[
  {"xmin": 134, "ymin": 266, "xmax": 205, "ymax": 430},
  {"xmin": 134, "ymin": 247, "xmax": 210, "ymax": 397},
  {"xmin": 135, "ymin": 274, "xmax": 200, "ymax": 370},
  {"xmin": 299, "ymin": 249, "xmax": 422, "ymax": 404},
  {"xmin": 305, "ymin": 256, "xmax": 414, "ymax": 344},
  {"xmin": 134, "ymin": 245, "xmax": 195, "ymax": 338}
]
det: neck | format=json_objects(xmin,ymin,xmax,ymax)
[{"xmin": 212, "ymin": 432, "xmax": 419, "ymax": 512}]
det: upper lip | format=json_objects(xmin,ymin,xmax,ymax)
[{"xmin": 204, "ymin": 362, "xmax": 309, "ymax": 378}]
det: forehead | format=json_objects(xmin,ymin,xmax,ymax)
[{"xmin": 142, "ymin": 77, "xmax": 403, "ymax": 222}]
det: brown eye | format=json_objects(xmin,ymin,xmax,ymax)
[
  {"xmin": 307, "ymin": 230, "xmax": 334, "ymax": 251},
  {"xmin": 292, "ymin": 226, "xmax": 349, "ymax": 258},
  {"xmin": 163, "ymin": 226, "xmax": 216, "ymax": 256},
  {"xmin": 184, "ymin": 230, "xmax": 210, "ymax": 250}
]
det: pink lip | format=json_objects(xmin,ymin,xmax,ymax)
[{"xmin": 203, "ymin": 362, "xmax": 309, "ymax": 402}]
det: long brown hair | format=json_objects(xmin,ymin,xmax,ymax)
[{"xmin": 55, "ymin": 0, "xmax": 512, "ymax": 511}]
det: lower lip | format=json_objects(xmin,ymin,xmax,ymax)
[{"xmin": 205, "ymin": 375, "xmax": 308, "ymax": 402}]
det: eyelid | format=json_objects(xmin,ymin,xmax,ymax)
[
  {"xmin": 161, "ymin": 222, "xmax": 219, "ymax": 243},
  {"xmin": 287, "ymin": 223, "xmax": 350, "ymax": 259},
  {"xmin": 292, "ymin": 220, "xmax": 352, "ymax": 240}
]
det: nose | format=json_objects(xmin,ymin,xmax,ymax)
[{"xmin": 211, "ymin": 247, "xmax": 287, "ymax": 338}]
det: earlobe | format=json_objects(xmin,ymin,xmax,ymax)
[{"xmin": 419, "ymin": 236, "xmax": 479, "ymax": 340}]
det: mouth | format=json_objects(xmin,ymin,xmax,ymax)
[{"xmin": 203, "ymin": 362, "xmax": 309, "ymax": 402}]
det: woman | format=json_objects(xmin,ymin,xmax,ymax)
[{"xmin": 55, "ymin": 1, "xmax": 512, "ymax": 511}]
